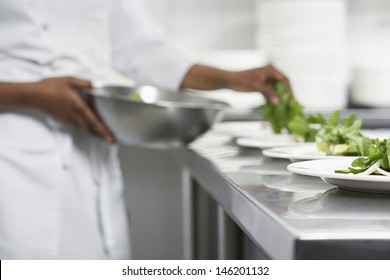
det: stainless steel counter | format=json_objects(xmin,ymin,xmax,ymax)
[{"xmin": 177, "ymin": 122, "xmax": 390, "ymax": 260}]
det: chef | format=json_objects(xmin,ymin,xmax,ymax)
[{"xmin": 0, "ymin": 0, "xmax": 290, "ymax": 259}]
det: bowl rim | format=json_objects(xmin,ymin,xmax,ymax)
[{"xmin": 84, "ymin": 85, "xmax": 230, "ymax": 110}]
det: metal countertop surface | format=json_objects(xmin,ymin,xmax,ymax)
[{"xmin": 178, "ymin": 120, "xmax": 390, "ymax": 260}]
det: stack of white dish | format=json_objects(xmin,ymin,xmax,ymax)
[
  {"xmin": 350, "ymin": 66, "xmax": 390, "ymax": 107},
  {"xmin": 255, "ymin": 0, "xmax": 348, "ymax": 111}
]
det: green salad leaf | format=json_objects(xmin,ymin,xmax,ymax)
[
  {"xmin": 260, "ymin": 82, "xmax": 374, "ymax": 157},
  {"xmin": 335, "ymin": 139, "xmax": 390, "ymax": 175},
  {"xmin": 109, "ymin": 90, "xmax": 143, "ymax": 102},
  {"xmin": 260, "ymin": 82, "xmax": 304, "ymax": 135},
  {"xmin": 260, "ymin": 82, "xmax": 327, "ymax": 142},
  {"xmin": 288, "ymin": 113, "xmax": 325, "ymax": 142},
  {"xmin": 315, "ymin": 111, "xmax": 373, "ymax": 156}
]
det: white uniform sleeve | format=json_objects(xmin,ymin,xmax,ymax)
[{"xmin": 110, "ymin": 0, "xmax": 196, "ymax": 91}]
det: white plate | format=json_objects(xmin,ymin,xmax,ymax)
[
  {"xmin": 212, "ymin": 121, "xmax": 271, "ymax": 138},
  {"xmin": 287, "ymin": 158, "xmax": 390, "ymax": 194},
  {"xmin": 239, "ymin": 130, "xmax": 390, "ymax": 152},
  {"xmin": 262, "ymin": 143, "xmax": 349, "ymax": 161},
  {"xmin": 236, "ymin": 134, "xmax": 297, "ymax": 149}
]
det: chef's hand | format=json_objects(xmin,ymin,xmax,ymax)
[
  {"xmin": 180, "ymin": 64, "xmax": 292, "ymax": 105},
  {"xmin": 226, "ymin": 65, "xmax": 292, "ymax": 105},
  {"xmin": 34, "ymin": 77, "xmax": 115, "ymax": 143}
]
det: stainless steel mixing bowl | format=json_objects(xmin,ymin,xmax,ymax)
[{"xmin": 85, "ymin": 85, "xmax": 228, "ymax": 149}]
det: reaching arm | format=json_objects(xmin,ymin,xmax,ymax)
[{"xmin": 180, "ymin": 64, "xmax": 292, "ymax": 105}]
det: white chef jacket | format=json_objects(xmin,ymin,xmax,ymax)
[{"xmin": 0, "ymin": 0, "xmax": 195, "ymax": 259}]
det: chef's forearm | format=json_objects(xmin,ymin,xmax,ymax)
[
  {"xmin": 180, "ymin": 64, "xmax": 234, "ymax": 90},
  {"xmin": 0, "ymin": 82, "xmax": 41, "ymax": 110}
]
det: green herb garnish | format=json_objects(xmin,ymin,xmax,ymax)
[
  {"xmin": 260, "ymin": 82, "xmax": 304, "ymax": 134},
  {"xmin": 260, "ymin": 82, "xmax": 370, "ymax": 156},
  {"xmin": 109, "ymin": 90, "xmax": 143, "ymax": 102},
  {"xmin": 335, "ymin": 139, "xmax": 390, "ymax": 175},
  {"xmin": 260, "ymin": 82, "xmax": 323, "ymax": 142},
  {"xmin": 316, "ymin": 111, "xmax": 373, "ymax": 156}
]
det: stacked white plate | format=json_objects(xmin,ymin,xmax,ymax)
[
  {"xmin": 350, "ymin": 66, "xmax": 390, "ymax": 107},
  {"xmin": 255, "ymin": 0, "xmax": 348, "ymax": 111}
]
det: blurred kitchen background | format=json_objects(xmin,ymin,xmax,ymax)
[{"xmin": 118, "ymin": 0, "xmax": 390, "ymax": 259}]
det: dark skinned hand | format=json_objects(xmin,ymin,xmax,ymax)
[
  {"xmin": 33, "ymin": 77, "xmax": 115, "ymax": 143},
  {"xmin": 228, "ymin": 64, "xmax": 292, "ymax": 105}
]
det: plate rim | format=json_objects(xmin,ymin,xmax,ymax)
[
  {"xmin": 287, "ymin": 158, "xmax": 390, "ymax": 183},
  {"xmin": 262, "ymin": 143, "xmax": 351, "ymax": 160},
  {"xmin": 236, "ymin": 135, "xmax": 297, "ymax": 149}
]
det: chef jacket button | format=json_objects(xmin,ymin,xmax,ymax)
[{"xmin": 42, "ymin": 23, "xmax": 49, "ymax": 31}]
